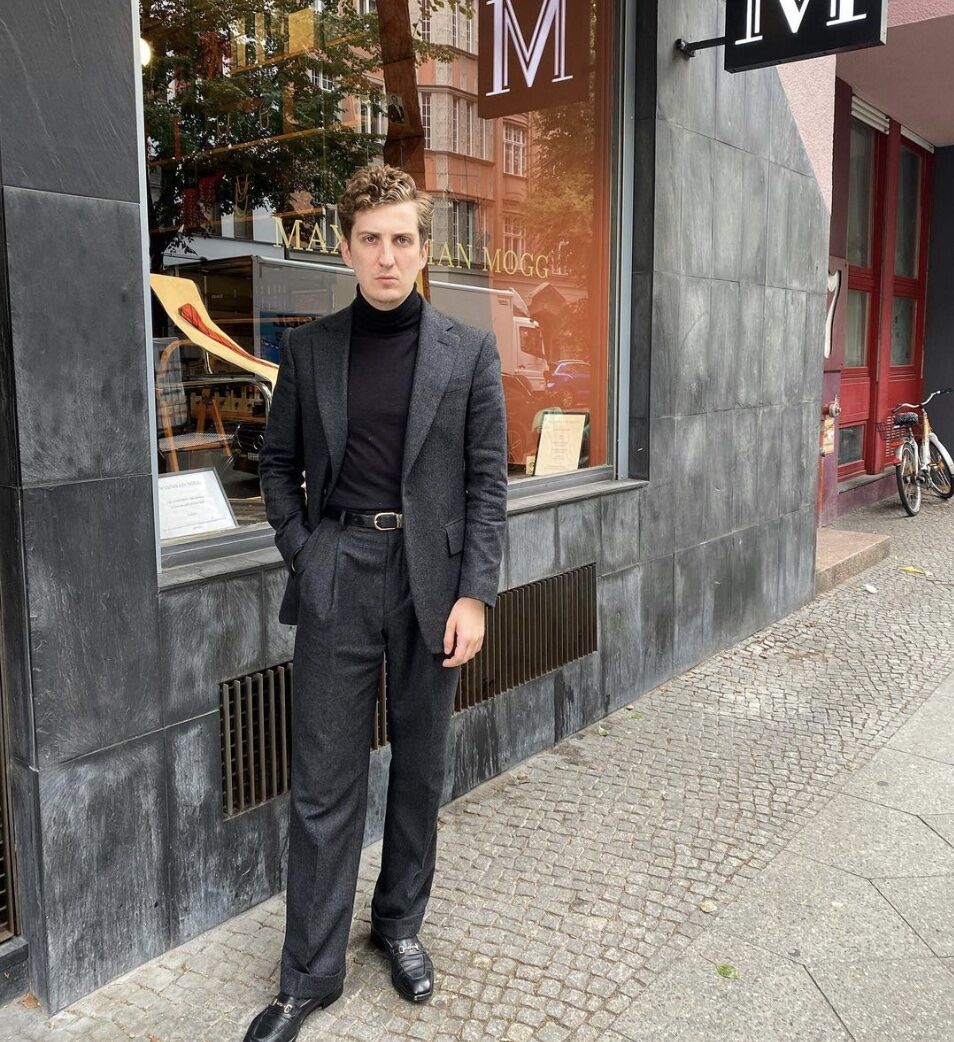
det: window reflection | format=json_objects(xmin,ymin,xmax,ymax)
[{"xmin": 141, "ymin": 0, "xmax": 612, "ymax": 541}]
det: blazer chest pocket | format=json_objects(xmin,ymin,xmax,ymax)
[{"xmin": 445, "ymin": 515, "xmax": 465, "ymax": 556}]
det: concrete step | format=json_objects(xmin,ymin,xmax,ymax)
[{"xmin": 815, "ymin": 526, "xmax": 891, "ymax": 596}]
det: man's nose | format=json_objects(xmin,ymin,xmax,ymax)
[{"xmin": 379, "ymin": 242, "xmax": 395, "ymax": 266}]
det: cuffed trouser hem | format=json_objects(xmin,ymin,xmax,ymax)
[
  {"xmin": 370, "ymin": 910, "xmax": 426, "ymax": 941},
  {"xmin": 279, "ymin": 961, "xmax": 346, "ymax": 1000}
]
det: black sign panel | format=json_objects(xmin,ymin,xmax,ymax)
[{"xmin": 725, "ymin": 0, "xmax": 888, "ymax": 73}]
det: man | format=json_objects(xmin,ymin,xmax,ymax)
[{"xmin": 244, "ymin": 164, "xmax": 508, "ymax": 1042}]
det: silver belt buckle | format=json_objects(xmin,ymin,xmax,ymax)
[{"xmin": 373, "ymin": 511, "xmax": 400, "ymax": 530}]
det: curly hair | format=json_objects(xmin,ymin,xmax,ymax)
[{"xmin": 337, "ymin": 164, "xmax": 434, "ymax": 243}]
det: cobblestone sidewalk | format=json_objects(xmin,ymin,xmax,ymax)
[{"xmin": 3, "ymin": 494, "xmax": 953, "ymax": 1042}]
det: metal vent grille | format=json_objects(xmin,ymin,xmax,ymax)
[
  {"xmin": 220, "ymin": 564, "xmax": 597, "ymax": 816},
  {"xmin": 220, "ymin": 666, "xmax": 293, "ymax": 817}
]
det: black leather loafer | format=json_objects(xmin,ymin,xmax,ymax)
[
  {"xmin": 370, "ymin": 926, "xmax": 434, "ymax": 1002},
  {"xmin": 242, "ymin": 985, "xmax": 343, "ymax": 1042}
]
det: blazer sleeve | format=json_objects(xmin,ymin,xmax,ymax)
[
  {"xmin": 457, "ymin": 330, "xmax": 509, "ymax": 607},
  {"xmin": 258, "ymin": 329, "xmax": 311, "ymax": 569}
]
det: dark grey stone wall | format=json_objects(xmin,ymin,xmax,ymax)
[
  {"xmin": 0, "ymin": 0, "xmax": 165, "ymax": 1013},
  {"xmin": 923, "ymin": 147, "xmax": 954, "ymax": 446},
  {"xmin": 0, "ymin": 0, "xmax": 828, "ymax": 1014}
]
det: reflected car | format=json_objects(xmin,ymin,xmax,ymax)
[{"xmin": 546, "ymin": 359, "xmax": 591, "ymax": 409}]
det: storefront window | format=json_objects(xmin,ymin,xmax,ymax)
[
  {"xmin": 844, "ymin": 289, "xmax": 870, "ymax": 368},
  {"xmin": 141, "ymin": 0, "xmax": 614, "ymax": 547},
  {"xmin": 895, "ymin": 146, "xmax": 921, "ymax": 278},
  {"xmin": 891, "ymin": 297, "xmax": 916, "ymax": 366},
  {"xmin": 847, "ymin": 119, "xmax": 875, "ymax": 269}
]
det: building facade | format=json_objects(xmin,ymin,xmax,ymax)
[{"xmin": 0, "ymin": 0, "xmax": 829, "ymax": 1013}]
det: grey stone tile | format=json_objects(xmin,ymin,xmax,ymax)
[
  {"xmin": 786, "ymin": 794, "xmax": 954, "ymax": 879},
  {"xmin": 704, "ymin": 533, "xmax": 739, "ymax": 654},
  {"xmin": 4, "ymin": 188, "xmax": 150, "ymax": 484},
  {"xmin": 165, "ymin": 714, "xmax": 288, "ymax": 947},
  {"xmin": 714, "ymin": 19, "xmax": 746, "ymax": 151},
  {"xmin": 639, "ymin": 554, "xmax": 674, "ymax": 693},
  {"xmin": 708, "ymin": 279, "xmax": 740, "ymax": 411},
  {"xmin": 760, "ymin": 287, "xmax": 788, "ymax": 406},
  {"xmin": 872, "ymin": 875, "xmax": 954, "ymax": 957},
  {"xmin": 778, "ymin": 402, "xmax": 806, "ymax": 516},
  {"xmin": 783, "ymin": 291, "xmax": 809, "ymax": 403},
  {"xmin": 680, "ymin": 131, "xmax": 714, "ymax": 278},
  {"xmin": 705, "ymin": 411, "xmax": 735, "ymax": 541},
  {"xmin": 922, "ymin": 813, "xmax": 954, "ymax": 849},
  {"xmin": 755, "ymin": 405, "xmax": 783, "ymax": 523},
  {"xmin": 0, "ymin": 485, "xmax": 33, "ymax": 765},
  {"xmin": 655, "ymin": 0, "xmax": 718, "ymax": 137},
  {"xmin": 496, "ymin": 673, "xmax": 556, "ymax": 774},
  {"xmin": 887, "ymin": 686, "xmax": 954, "ymax": 766},
  {"xmin": 0, "ymin": 4, "xmax": 140, "ymax": 200},
  {"xmin": 639, "ymin": 480, "xmax": 675, "ymax": 562},
  {"xmin": 674, "ymin": 543, "xmax": 706, "ymax": 672},
  {"xmin": 673, "ymin": 276, "xmax": 711, "ymax": 417},
  {"xmin": 449, "ymin": 698, "xmax": 499, "ymax": 800},
  {"xmin": 650, "ymin": 270, "xmax": 680, "ymax": 418},
  {"xmin": 841, "ymin": 747, "xmax": 954, "ymax": 816},
  {"xmin": 600, "ymin": 486, "xmax": 640, "ymax": 576},
  {"xmin": 732, "ymin": 409, "xmax": 760, "ymax": 531},
  {"xmin": 160, "ymin": 573, "xmax": 264, "ymax": 726},
  {"xmin": 614, "ymin": 935, "xmax": 849, "ymax": 1042},
  {"xmin": 557, "ymin": 496, "xmax": 600, "ymax": 572},
  {"xmin": 0, "ymin": 194, "xmax": 15, "ymax": 489},
  {"xmin": 738, "ymin": 152, "xmax": 769, "ymax": 284},
  {"xmin": 711, "ymin": 143, "xmax": 745, "ymax": 282},
  {"xmin": 653, "ymin": 118, "xmax": 682, "ymax": 275},
  {"xmin": 601, "ymin": 565, "xmax": 641, "ymax": 712},
  {"xmin": 712, "ymin": 851, "xmax": 932, "ymax": 962},
  {"xmin": 743, "ymin": 67, "xmax": 775, "ymax": 159},
  {"xmin": 39, "ymin": 731, "xmax": 170, "ymax": 1011},
  {"xmin": 23, "ymin": 477, "xmax": 161, "ymax": 766},
  {"xmin": 507, "ymin": 507, "xmax": 557, "ymax": 587},
  {"xmin": 263, "ymin": 567, "xmax": 297, "ymax": 664},
  {"xmin": 808, "ymin": 957, "xmax": 954, "ymax": 1042},
  {"xmin": 766, "ymin": 166, "xmax": 795, "ymax": 290},
  {"xmin": 555, "ymin": 648, "xmax": 604, "ymax": 739},
  {"xmin": 673, "ymin": 413, "xmax": 708, "ymax": 551}
]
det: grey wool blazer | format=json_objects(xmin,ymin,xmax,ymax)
[{"xmin": 257, "ymin": 296, "xmax": 509, "ymax": 654}]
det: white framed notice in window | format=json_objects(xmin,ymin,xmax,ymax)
[
  {"xmin": 532, "ymin": 411, "xmax": 588, "ymax": 476},
  {"xmin": 158, "ymin": 468, "xmax": 239, "ymax": 542}
]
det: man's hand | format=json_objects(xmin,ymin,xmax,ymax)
[{"xmin": 442, "ymin": 597, "xmax": 486, "ymax": 666}]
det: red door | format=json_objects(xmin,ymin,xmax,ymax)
[{"xmin": 839, "ymin": 114, "xmax": 933, "ymax": 478}]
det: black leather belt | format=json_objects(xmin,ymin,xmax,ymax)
[{"xmin": 322, "ymin": 506, "xmax": 404, "ymax": 530}]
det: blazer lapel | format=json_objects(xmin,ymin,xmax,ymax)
[
  {"xmin": 402, "ymin": 299, "xmax": 458, "ymax": 482},
  {"xmin": 311, "ymin": 296, "xmax": 458, "ymax": 491},
  {"xmin": 312, "ymin": 305, "xmax": 351, "ymax": 492}
]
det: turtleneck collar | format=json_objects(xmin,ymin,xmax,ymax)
[{"xmin": 351, "ymin": 284, "xmax": 423, "ymax": 335}]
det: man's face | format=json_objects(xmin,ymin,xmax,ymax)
[{"xmin": 340, "ymin": 201, "xmax": 428, "ymax": 310}]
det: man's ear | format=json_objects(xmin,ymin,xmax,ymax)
[
  {"xmin": 418, "ymin": 239, "xmax": 429, "ymax": 269},
  {"xmin": 340, "ymin": 234, "xmax": 353, "ymax": 269}
]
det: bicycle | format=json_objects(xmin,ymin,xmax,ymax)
[{"xmin": 876, "ymin": 388, "xmax": 954, "ymax": 516}]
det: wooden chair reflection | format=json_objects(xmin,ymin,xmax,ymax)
[{"xmin": 155, "ymin": 337, "xmax": 234, "ymax": 473}]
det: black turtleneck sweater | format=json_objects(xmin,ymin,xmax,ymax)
[{"xmin": 325, "ymin": 286, "xmax": 422, "ymax": 512}]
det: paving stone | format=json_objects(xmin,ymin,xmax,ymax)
[
  {"xmin": 808, "ymin": 957, "xmax": 954, "ymax": 1042},
  {"xmin": 841, "ymin": 746, "xmax": 954, "ymax": 815},
  {"xmin": 785, "ymin": 794, "xmax": 954, "ymax": 878},
  {"xmin": 872, "ymin": 875, "xmax": 954, "ymax": 957},
  {"xmin": 704, "ymin": 851, "xmax": 932, "ymax": 962}
]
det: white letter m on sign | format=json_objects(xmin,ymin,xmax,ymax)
[
  {"xmin": 486, "ymin": 0, "xmax": 572, "ymax": 97},
  {"xmin": 736, "ymin": 0, "xmax": 866, "ymax": 45}
]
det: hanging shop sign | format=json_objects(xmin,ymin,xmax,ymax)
[
  {"xmin": 477, "ymin": 0, "xmax": 590, "ymax": 119},
  {"xmin": 677, "ymin": 0, "xmax": 888, "ymax": 72}
]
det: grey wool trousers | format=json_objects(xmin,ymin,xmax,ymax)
[{"xmin": 279, "ymin": 512, "xmax": 461, "ymax": 999}]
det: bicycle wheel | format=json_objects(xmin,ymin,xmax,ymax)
[
  {"xmin": 928, "ymin": 442, "xmax": 954, "ymax": 499},
  {"xmin": 896, "ymin": 441, "xmax": 922, "ymax": 516}
]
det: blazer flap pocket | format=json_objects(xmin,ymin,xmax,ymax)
[{"xmin": 445, "ymin": 515, "xmax": 465, "ymax": 556}]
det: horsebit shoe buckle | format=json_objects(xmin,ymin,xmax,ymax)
[{"xmin": 373, "ymin": 511, "xmax": 402, "ymax": 530}]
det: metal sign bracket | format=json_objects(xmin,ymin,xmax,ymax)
[{"xmin": 674, "ymin": 36, "xmax": 726, "ymax": 58}]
